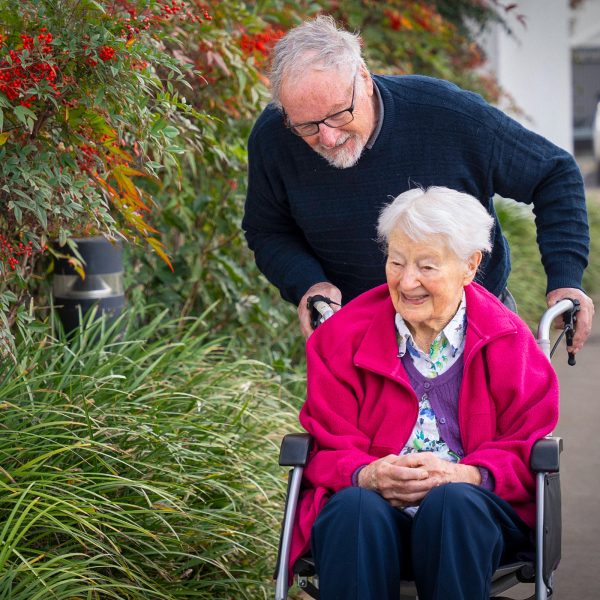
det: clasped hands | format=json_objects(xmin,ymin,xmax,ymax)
[{"xmin": 357, "ymin": 452, "xmax": 482, "ymax": 509}]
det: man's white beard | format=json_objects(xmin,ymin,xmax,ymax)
[{"xmin": 315, "ymin": 132, "xmax": 365, "ymax": 169}]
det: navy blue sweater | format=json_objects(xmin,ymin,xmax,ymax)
[{"xmin": 243, "ymin": 75, "xmax": 588, "ymax": 306}]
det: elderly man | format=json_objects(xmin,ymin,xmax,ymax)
[{"xmin": 242, "ymin": 15, "xmax": 594, "ymax": 349}]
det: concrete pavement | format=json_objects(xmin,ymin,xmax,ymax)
[
  {"xmin": 499, "ymin": 303, "xmax": 600, "ymax": 600},
  {"xmin": 546, "ymin": 152, "xmax": 600, "ymax": 598},
  {"xmin": 553, "ymin": 311, "xmax": 600, "ymax": 599}
]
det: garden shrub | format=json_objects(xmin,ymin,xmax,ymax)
[{"xmin": 0, "ymin": 308, "xmax": 300, "ymax": 599}]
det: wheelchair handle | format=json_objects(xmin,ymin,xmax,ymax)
[
  {"xmin": 536, "ymin": 298, "xmax": 580, "ymax": 365},
  {"xmin": 307, "ymin": 294, "xmax": 338, "ymax": 330}
]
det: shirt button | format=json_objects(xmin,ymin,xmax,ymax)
[
  {"xmin": 421, "ymin": 394, "xmax": 428, "ymax": 401},
  {"xmin": 439, "ymin": 417, "xmax": 446, "ymax": 424},
  {"xmin": 424, "ymin": 382, "xmax": 431, "ymax": 389}
]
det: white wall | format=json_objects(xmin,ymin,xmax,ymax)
[
  {"xmin": 570, "ymin": 1, "xmax": 600, "ymax": 48},
  {"xmin": 483, "ymin": 0, "xmax": 573, "ymax": 152}
]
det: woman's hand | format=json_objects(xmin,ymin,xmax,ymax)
[{"xmin": 358, "ymin": 453, "xmax": 482, "ymax": 508}]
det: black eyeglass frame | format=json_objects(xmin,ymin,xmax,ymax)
[{"xmin": 283, "ymin": 75, "xmax": 357, "ymax": 137}]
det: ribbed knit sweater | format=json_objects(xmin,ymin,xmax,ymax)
[{"xmin": 243, "ymin": 75, "xmax": 588, "ymax": 305}]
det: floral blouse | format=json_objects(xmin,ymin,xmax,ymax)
[
  {"xmin": 395, "ymin": 293, "xmax": 467, "ymax": 461},
  {"xmin": 394, "ymin": 292, "xmax": 467, "ymax": 378}
]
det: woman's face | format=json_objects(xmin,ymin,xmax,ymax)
[{"xmin": 385, "ymin": 229, "xmax": 481, "ymax": 336}]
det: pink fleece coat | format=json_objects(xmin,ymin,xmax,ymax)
[{"xmin": 290, "ymin": 282, "xmax": 559, "ymax": 570}]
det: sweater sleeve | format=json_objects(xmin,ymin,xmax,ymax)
[
  {"xmin": 488, "ymin": 110, "xmax": 589, "ymax": 293},
  {"xmin": 242, "ymin": 113, "xmax": 328, "ymax": 305}
]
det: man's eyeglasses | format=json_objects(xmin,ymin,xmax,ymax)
[{"xmin": 284, "ymin": 76, "xmax": 357, "ymax": 137}]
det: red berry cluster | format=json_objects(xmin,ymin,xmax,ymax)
[
  {"xmin": 0, "ymin": 236, "xmax": 34, "ymax": 271},
  {"xmin": 121, "ymin": 13, "xmax": 152, "ymax": 42},
  {"xmin": 76, "ymin": 143, "xmax": 100, "ymax": 173},
  {"xmin": 240, "ymin": 26, "xmax": 284, "ymax": 58},
  {"xmin": 157, "ymin": 0, "xmax": 212, "ymax": 24},
  {"xmin": 0, "ymin": 29, "xmax": 59, "ymax": 108},
  {"xmin": 99, "ymin": 45, "xmax": 116, "ymax": 61},
  {"xmin": 117, "ymin": 0, "xmax": 212, "ymax": 41}
]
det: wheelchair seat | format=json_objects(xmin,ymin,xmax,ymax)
[{"xmin": 275, "ymin": 433, "xmax": 562, "ymax": 600}]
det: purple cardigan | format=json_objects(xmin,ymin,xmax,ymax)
[{"xmin": 290, "ymin": 282, "xmax": 559, "ymax": 570}]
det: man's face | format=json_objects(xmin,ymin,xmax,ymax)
[{"xmin": 279, "ymin": 67, "xmax": 377, "ymax": 169}]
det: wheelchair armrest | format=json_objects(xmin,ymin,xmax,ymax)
[
  {"xmin": 279, "ymin": 433, "xmax": 313, "ymax": 467},
  {"xmin": 530, "ymin": 437, "xmax": 563, "ymax": 473},
  {"xmin": 275, "ymin": 433, "xmax": 313, "ymax": 599}
]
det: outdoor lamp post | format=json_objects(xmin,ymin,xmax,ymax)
[{"xmin": 53, "ymin": 237, "xmax": 125, "ymax": 335}]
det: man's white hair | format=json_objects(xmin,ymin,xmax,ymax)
[
  {"xmin": 377, "ymin": 186, "xmax": 494, "ymax": 260},
  {"xmin": 269, "ymin": 15, "xmax": 366, "ymax": 109}
]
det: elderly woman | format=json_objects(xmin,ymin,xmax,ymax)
[{"xmin": 289, "ymin": 187, "xmax": 559, "ymax": 600}]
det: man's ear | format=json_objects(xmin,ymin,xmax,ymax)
[
  {"xmin": 464, "ymin": 251, "xmax": 482, "ymax": 285},
  {"xmin": 360, "ymin": 64, "xmax": 373, "ymax": 95}
]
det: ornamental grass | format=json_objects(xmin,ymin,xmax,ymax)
[{"xmin": 0, "ymin": 308, "xmax": 299, "ymax": 599}]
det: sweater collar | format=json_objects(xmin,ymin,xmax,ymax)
[
  {"xmin": 366, "ymin": 79, "xmax": 384, "ymax": 149},
  {"xmin": 368, "ymin": 75, "xmax": 395, "ymax": 153}
]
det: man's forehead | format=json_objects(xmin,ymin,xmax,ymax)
[{"xmin": 280, "ymin": 69, "xmax": 353, "ymax": 118}]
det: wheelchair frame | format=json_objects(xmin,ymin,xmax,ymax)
[{"xmin": 274, "ymin": 298, "xmax": 578, "ymax": 600}]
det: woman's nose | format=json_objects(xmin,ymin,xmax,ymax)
[{"xmin": 399, "ymin": 267, "xmax": 419, "ymax": 289}]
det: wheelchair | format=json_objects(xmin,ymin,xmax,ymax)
[{"xmin": 274, "ymin": 296, "xmax": 580, "ymax": 600}]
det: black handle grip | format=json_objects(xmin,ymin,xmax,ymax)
[
  {"xmin": 307, "ymin": 295, "xmax": 339, "ymax": 330},
  {"xmin": 562, "ymin": 299, "xmax": 580, "ymax": 366}
]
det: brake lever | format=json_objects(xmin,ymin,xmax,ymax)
[
  {"xmin": 307, "ymin": 295, "xmax": 339, "ymax": 330},
  {"xmin": 562, "ymin": 299, "xmax": 580, "ymax": 366}
]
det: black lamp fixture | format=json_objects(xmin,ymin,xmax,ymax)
[{"xmin": 53, "ymin": 237, "xmax": 125, "ymax": 335}]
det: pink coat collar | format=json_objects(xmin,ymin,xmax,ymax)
[{"xmin": 353, "ymin": 282, "xmax": 517, "ymax": 379}]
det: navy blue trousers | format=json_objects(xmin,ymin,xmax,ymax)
[{"xmin": 311, "ymin": 483, "xmax": 533, "ymax": 600}]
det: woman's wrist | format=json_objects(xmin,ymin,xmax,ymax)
[
  {"xmin": 455, "ymin": 463, "xmax": 482, "ymax": 485},
  {"xmin": 358, "ymin": 463, "xmax": 375, "ymax": 489}
]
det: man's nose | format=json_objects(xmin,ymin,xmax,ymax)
[{"xmin": 317, "ymin": 123, "xmax": 343, "ymax": 148}]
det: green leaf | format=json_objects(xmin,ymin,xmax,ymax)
[
  {"xmin": 13, "ymin": 106, "xmax": 37, "ymax": 131},
  {"xmin": 12, "ymin": 204, "xmax": 22, "ymax": 224},
  {"xmin": 162, "ymin": 126, "xmax": 179, "ymax": 138}
]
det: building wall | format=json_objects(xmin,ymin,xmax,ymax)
[
  {"xmin": 571, "ymin": 1, "xmax": 600, "ymax": 146},
  {"xmin": 483, "ymin": 0, "xmax": 572, "ymax": 152}
]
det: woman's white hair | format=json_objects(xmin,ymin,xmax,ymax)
[
  {"xmin": 377, "ymin": 186, "xmax": 494, "ymax": 260},
  {"xmin": 269, "ymin": 15, "xmax": 366, "ymax": 109}
]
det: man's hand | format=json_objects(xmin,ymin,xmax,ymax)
[
  {"xmin": 298, "ymin": 282, "xmax": 342, "ymax": 339},
  {"xmin": 546, "ymin": 288, "xmax": 595, "ymax": 354}
]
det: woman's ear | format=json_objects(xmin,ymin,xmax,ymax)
[{"xmin": 463, "ymin": 251, "xmax": 482, "ymax": 285}]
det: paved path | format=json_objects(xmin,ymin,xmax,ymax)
[
  {"xmin": 546, "ymin": 152, "xmax": 599, "ymax": 598},
  {"xmin": 552, "ymin": 310, "xmax": 600, "ymax": 599},
  {"xmin": 499, "ymin": 302, "xmax": 600, "ymax": 600}
]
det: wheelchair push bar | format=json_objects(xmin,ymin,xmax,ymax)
[{"xmin": 536, "ymin": 298, "xmax": 580, "ymax": 365}]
